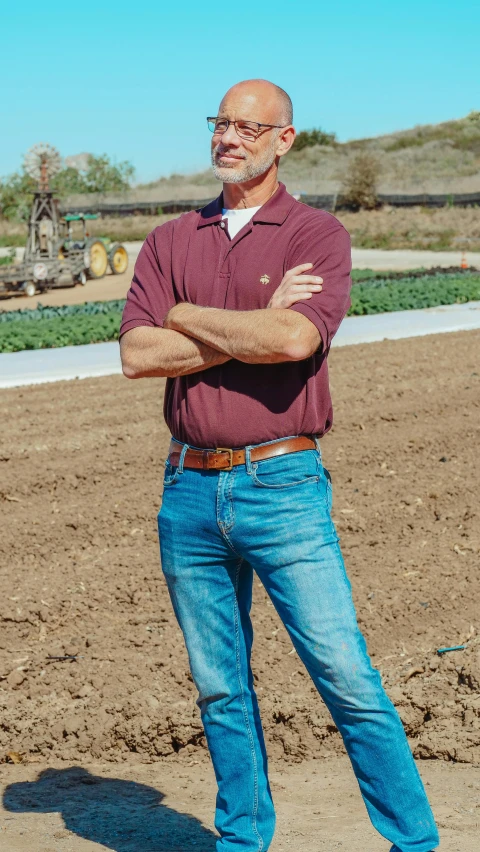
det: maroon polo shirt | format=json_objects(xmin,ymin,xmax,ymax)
[{"xmin": 120, "ymin": 183, "xmax": 351, "ymax": 448}]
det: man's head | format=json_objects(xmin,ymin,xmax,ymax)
[{"xmin": 210, "ymin": 79, "xmax": 295, "ymax": 184}]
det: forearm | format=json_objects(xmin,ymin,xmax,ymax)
[
  {"xmin": 165, "ymin": 304, "xmax": 320, "ymax": 363},
  {"xmin": 120, "ymin": 326, "xmax": 230, "ymax": 379}
]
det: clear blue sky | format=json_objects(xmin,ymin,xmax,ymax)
[{"xmin": 2, "ymin": 0, "xmax": 478, "ymax": 183}]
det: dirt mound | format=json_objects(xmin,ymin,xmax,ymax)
[{"xmin": 0, "ymin": 330, "xmax": 479, "ymax": 765}]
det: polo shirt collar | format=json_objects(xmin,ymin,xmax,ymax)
[{"xmin": 197, "ymin": 182, "xmax": 295, "ymax": 228}]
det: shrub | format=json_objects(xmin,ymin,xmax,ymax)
[
  {"xmin": 291, "ymin": 128, "xmax": 336, "ymax": 152},
  {"xmin": 341, "ymin": 152, "xmax": 380, "ymax": 210}
]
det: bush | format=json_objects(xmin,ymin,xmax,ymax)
[
  {"xmin": 341, "ymin": 152, "xmax": 380, "ymax": 210},
  {"xmin": 291, "ymin": 128, "xmax": 336, "ymax": 152}
]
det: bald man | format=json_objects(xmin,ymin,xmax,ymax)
[{"xmin": 120, "ymin": 80, "xmax": 439, "ymax": 852}]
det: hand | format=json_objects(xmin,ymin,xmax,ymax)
[{"xmin": 267, "ymin": 263, "xmax": 323, "ymax": 309}]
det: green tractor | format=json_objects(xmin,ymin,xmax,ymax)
[
  {"xmin": 62, "ymin": 213, "xmax": 129, "ymax": 280},
  {"xmin": 0, "ymin": 144, "xmax": 129, "ymax": 298}
]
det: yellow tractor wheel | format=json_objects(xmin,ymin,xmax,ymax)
[
  {"xmin": 87, "ymin": 240, "xmax": 109, "ymax": 279},
  {"xmin": 108, "ymin": 243, "xmax": 129, "ymax": 275}
]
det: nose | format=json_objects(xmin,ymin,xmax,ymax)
[{"xmin": 220, "ymin": 122, "xmax": 242, "ymax": 147}]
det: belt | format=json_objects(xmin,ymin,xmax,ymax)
[{"xmin": 168, "ymin": 435, "xmax": 318, "ymax": 472}]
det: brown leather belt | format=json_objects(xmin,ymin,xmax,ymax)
[{"xmin": 168, "ymin": 435, "xmax": 318, "ymax": 471}]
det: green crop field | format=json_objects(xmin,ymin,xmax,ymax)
[{"xmin": 0, "ymin": 271, "xmax": 479, "ymax": 353}]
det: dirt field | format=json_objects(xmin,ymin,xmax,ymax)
[
  {"xmin": 1, "ymin": 757, "xmax": 479, "ymax": 851},
  {"xmin": 1, "ymin": 329, "xmax": 479, "ymax": 773}
]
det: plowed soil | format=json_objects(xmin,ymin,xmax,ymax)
[{"xmin": 0, "ymin": 330, "xmax": 479, "ymax": 768}]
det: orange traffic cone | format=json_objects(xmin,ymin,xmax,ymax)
[{"xmin": 460, "ymin": 253, "xmax": 468, "ymax": 269}]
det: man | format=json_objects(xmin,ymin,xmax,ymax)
[{"xmin": 120, "ymin": 79, "xmax": 439, "ymax": 852}]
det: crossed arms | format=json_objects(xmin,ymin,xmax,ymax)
[{"xmin": 120, "ymin": 264, "xmax": 323, "ymax": 379}]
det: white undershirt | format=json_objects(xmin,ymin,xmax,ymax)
[{"xmin": 222, "ymin": 206, "xmax": 261, "ymax": 239}]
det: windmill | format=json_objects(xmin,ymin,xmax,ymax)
[
  {"xmin": 0, "ymin": 144, "xmax": 128, "ymax": 297},
  {"xmin": 23, "ymin": 144, "xmax": 63, "ymax": 263}
]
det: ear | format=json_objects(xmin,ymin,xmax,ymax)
[{"xmin": 276, "ymin": 126, "xmax": 296, "ymax": 158}]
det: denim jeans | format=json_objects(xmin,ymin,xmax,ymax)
[{"xmin": 158, "ymin": 437, "xmax": 439, "ymax": 852}]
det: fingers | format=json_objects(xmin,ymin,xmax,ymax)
[
  {"xmin": 285, "ymin": 263, "xmax": 314, "ymax": 276},
  {"xmin": 286, "ymin": 274, "xmax": 323, "ymax": 287},
  {"xmin": 290, "ymin": 279, "xmax": 322, "ymax": 289},
  {"xmin": 285, "ymin": 291, "xmax": 316, "ymax": 306}
]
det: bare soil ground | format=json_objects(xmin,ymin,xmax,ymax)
[
  {"xmin": 1, "ymin": 330, "xmax": 479, "ymax": 772},
  {"xmin": 1, "ymin": 757, "xmax": 479, "ymax": 851}
]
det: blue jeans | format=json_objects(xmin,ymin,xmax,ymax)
[{"xmin": 158, "ymin": 437, "xmax": 439, "ymax": 852}]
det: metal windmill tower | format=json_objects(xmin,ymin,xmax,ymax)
[{"xmin": 23, "ymin": 143, "xmax": 63, "ymax": 260}]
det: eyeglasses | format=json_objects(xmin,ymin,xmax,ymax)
[{"xmin": 207, "ymin": 117, "xmax": 286, "ymax": 141}]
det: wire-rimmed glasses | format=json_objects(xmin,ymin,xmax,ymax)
[{"xmin": 207, "ymin": 117, "xmax": 286, "ymax": 141}]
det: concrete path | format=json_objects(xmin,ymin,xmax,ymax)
[
  {"xmin": 350, "ymin": 247, "xmax": 479, "ymax": 270},
  {"xmin": 1, "ymin": 300, "xmax": 479, "ymax": 389},
  {"xmin": 2, "ymin": 243, "xmax": 479, "ymax": 270},
  {"xmin": 334, "ymin": 299, "xmax": 480, "ymax": 345}
]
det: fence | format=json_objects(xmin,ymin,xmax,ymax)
[{"xmin": 59, "ymin": 191, "xmax": 480, "ymax": 217}]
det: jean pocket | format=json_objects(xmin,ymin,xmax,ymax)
[
  {"xmin": 321, "ymin": 466, "xmax": 333, "ymax": 511},
  {"xmin": 250, "ymin": 449, "xmax": 320, "ymax": 489},
  {"xmin": 163, "ymin": 460, "xmax": 180, "ymax": 487}
]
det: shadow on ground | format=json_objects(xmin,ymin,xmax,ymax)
[{"xmin": 3, "ymin": 766, "xmax": 217, "ymax": 851}]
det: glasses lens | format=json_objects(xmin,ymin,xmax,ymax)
[
  {"xmin": 209, "ymin": 119, "xmax": 229, "ymax": 135},
  {"xmin": 207, "ymin": 119, "xmax": 217, "ymax": 133},
  {"xmin": 236, "ymin": 121, "xmax": 258, "ymax": 140}
]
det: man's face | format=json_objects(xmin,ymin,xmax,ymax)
[{"xmin": 211, "ymin": 88, "xmax": 283, "ymax": 184}]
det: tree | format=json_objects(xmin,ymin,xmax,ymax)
[
  {"xmin": 0, "ymin": 172, "xmax": 36, "ymax": 220},
  {"xmin": 341, "ymin": 152, "xmax": 380, "ymax": 210},
  {"xmin": 82, "ymin": 154, "xmax": 135, "ymax": 194},
  {"xmin": 0, "ymin": 153, "xmax": 135, "ymax": 220},
  {"xmin": 51, "ymin": 167, "xmax": 88, "ymax": 196}
]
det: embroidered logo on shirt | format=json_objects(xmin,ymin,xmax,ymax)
[{"xmin": 259, "ymin": 274, "xmax": 270, "ymax": 285}]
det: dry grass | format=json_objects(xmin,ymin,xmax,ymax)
[
  {"xmin": 1, "ymin": 206, "xmax": 479, "ymax": 252},
  {"xmin": 278, "ymin": 112, "xmax": 480, "ymax": 196},
  {"xmin": 335, "ymin": 205, "xmax": 480, "ymax": 251},
  {"xmin": 87, "ymin": 214, "xmax": 177, "ymax": 242},
  {"xmin": 82, "ymin": 205, "xmax": 480, "ymax": 252},
  {"xmin": 0, "ymin": 214, "xmax": 177, "ymax": 247}
]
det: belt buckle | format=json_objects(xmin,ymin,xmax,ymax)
[{"xmin": 215, "ymin": 447, "xmax": 233, "ymax": 471}]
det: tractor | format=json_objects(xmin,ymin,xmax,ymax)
[{"xmin": 0, "ymin": 143, "xmax": 129, "ymax": 298}]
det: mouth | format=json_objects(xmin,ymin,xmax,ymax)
[{"xmin": 215, "ymin": 150, "xmax": 246, "ymax": 164}]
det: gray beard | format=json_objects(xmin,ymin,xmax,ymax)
[{"xmin": 211, "ymin": 138, "xmax": 278, "ymax": 183}]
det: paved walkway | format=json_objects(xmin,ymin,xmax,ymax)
[
  {"xmin": 350, "ymin": 247, "xmax": 479, "ymax": 270},
  {"xmin": 1, "ymin": 301, "xmax": 479, "ymax": 389}
]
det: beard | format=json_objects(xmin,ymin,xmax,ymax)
[{"xmin": 211, "ymin": 136, "xmax": 278, "ymax": 183}]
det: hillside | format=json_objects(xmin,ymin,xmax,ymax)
[{"xmin": 98, "ymin": 111, "xmax": 480, "ymax": 203}]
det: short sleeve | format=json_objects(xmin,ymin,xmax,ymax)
[
  {"xmin": 119, "ymin": 223, "xmax": 176, "ymax": 338},
  {"xmin": 288, "ymin": 217, "xmax": 352, "ymax": 352}
]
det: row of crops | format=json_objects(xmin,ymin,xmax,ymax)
[{"xmin": 0, "ymin": 270, "xmax": 479, "ymax": 353}]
